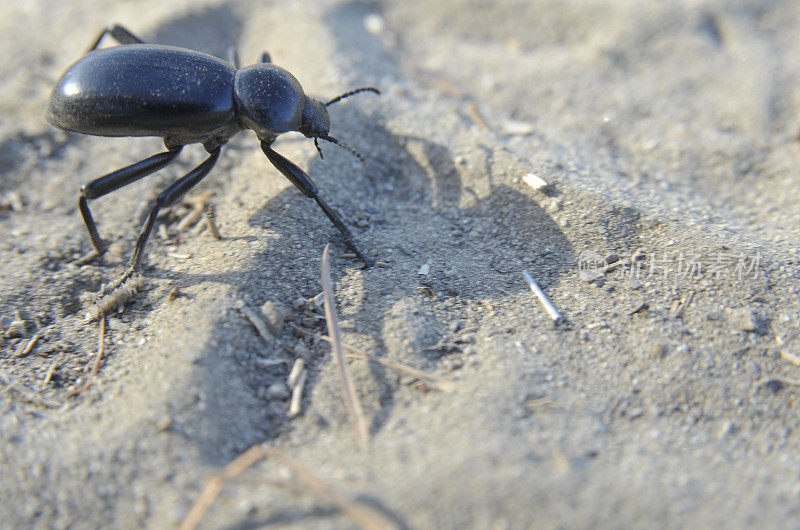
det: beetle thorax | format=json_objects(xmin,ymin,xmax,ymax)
[{"xmin": 234, "ymin": 64, "xmax": 310, "ymax": 141}]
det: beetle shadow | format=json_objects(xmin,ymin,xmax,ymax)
[
  {"xmin": 229, "ymin": 116, "xmax": 574, "ymax": 437},
  {"xmin": 145, "ymin": 3, "xmax": 245, "ymax": 60},
  {"xmin": 141, "ymin": 0, "xmax": 575, "ymax": 456}
]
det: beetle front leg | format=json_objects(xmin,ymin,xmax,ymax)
[{"xmin": 261, "ymin": 142, "xmax": 373, "ymax": 268}]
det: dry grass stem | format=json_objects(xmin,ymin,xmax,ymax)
[
  {"xmin": 321, "ymin": 244, "xmax": 370, "ymax": 447},
  {"xmin": 70, "ymin": 316, "xmax": 107, "ymax": 395},
  {"xmin": 465, "ymin": 102, "xmax": 490, "ymax": 130},
  {"xmin": 522, "ymin": 269, "xmax": 562, "ymax": 322},
  {"xmin": 12, "ymin": 330, "xmax": 42, "ymax": 358},
  {"xmin": 180, "ymin": 444, "xmax": 398, "ymax": 530},
  {"xmin": 780, "ymin": 350, "xmax": 800, "ymax": 366},
  {"xmin": 287, "ymin": 358, "xmax": 305, "ymax": 388},
  {"xmin": 288, "ymin": 368, "xmax": 307, "ymax": 418},
  {"xmin": 263, "ymin": 446, "xmax": 399, "ymax": 530},
  {"xmin": 204, "ymin": 204, "xmax": 221, "ymax": 240},
  {"xmin": 0, "ymin": 369, "xmax": 61, "ymax": 408},
  {"xmin": 289, "ymin": 323, "xmax": 457, "ymax": 392},
  {"xmin": 176, "ymin": 208, "xmax": 203, "ymax": 232},
  {"xmin": 240, "ymin": 303, "xmax": 274, "ymax": 342},
  {"xmin": 670, "ymin": 291, "xmax": 695, "ymax": 318},
  {"xmin": 179, "ymin": 443, "xmax": 270, "ymax": 530}
]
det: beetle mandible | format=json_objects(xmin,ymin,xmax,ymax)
[{"xmin": 47, "ymin": 25, "xmax": 378, "ymax": 295}]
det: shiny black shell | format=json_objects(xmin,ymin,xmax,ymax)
[
  {"xmin": 234, "ymin": 63, "xmax": 307, "ymax": 141},
  {"xmin": 47, "ymin": 44, "xmax": 240, "ymax": 146}
]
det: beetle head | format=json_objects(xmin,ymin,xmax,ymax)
[
  {"xmin": 305, "ymin": 87, "xmax": 381, "ymax": 163},
  {"xmin": 299, "ymin": 98, "xmax": 331, "ymax": 139}
]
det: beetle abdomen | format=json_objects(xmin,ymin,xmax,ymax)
[{"xmin": 47, "ymin": 45, "xmax": 237, "ymax": 143}]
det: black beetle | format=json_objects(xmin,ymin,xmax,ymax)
[{"xmin": 47, "ymin": 25, "xmax": 378, "ymax": 294}]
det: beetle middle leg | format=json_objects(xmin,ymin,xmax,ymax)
[
  {"xmin": 88, "ymin": 24, "xmax": 145, "ymax": 51},
  {"xmin": 79, "ymin": 145, "xmax": 183, "ymax": 256},
  {"xmin": 98, "ymin": 148, "xmax": 221, "ymax": 297},
  {"xmin": 261, "ymin": 142, "xmax": 373, "ymax": 268}
]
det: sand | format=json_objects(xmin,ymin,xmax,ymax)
[{"xmin": 1, "ymin": 0, "xmax": 799, "ymax": 528}]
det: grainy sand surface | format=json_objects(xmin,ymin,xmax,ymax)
[{"xmin": 1, "ymin": 1, "xmax": 800, "ymax": 528}]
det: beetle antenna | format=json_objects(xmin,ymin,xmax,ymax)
[
  {"xmin": 320, "ymin": 134, "xmax": 366, "ymax": 165},
  {"xmin": 325, "ymin": 87, "xmax": 380, "ymax": 107},
  {"xmin": 314, "ymin": 137, "xmax": 324, "ymax": 159}
]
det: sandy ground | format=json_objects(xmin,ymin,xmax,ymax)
[{"xmin": 2, "ymin": 0, "xmax": 800, "ymax": 528}]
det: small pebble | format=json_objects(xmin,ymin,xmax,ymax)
[
  {"xmin": 265, "ymin": 382, "xmax": 290, "ymax": 401},
  {"xmin": 522, "ymin": 173, "xmax": 548, "ymax": 190},
  {"xmin": 727, "ymin": 307, "xmax": 760, "ymax": 333},
  {"xmin": 260, "ymin": 300, "xmax": 286, "ymax": 335},
  {"xmin": 363, "ymin": 13, "xmax": 384, "ymax": 35},
  {"xmin": 546, "ymin": 198, "xmax": 562, "ymax": 213}
]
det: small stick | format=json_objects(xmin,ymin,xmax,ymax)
[
  {"xmin": 780, "ymin": 350, "xmax": 800, "ymax": 367},
  {"xmin": 321, "ymin": 244, "xmax": 369, "ymax": 448},
  {"xmin": 69, "ymin": 317, "xmax": 107, "ymax": 395},
  {"xmin": 287, "ymin": 369, "xmax": 307, "ymax": 418},
  {"xmin": 176, "ymin": 207, "xmax": 203, "ymax": 232},
  {"xmin": 465, "ymin": 103, "xmax": 490, "ymax": 131},
  {"xmin": 288, "ymin": 324, "xmax": 457, "ymax": 392},
  {"xmin": 263, "ymin": 446, "xmax": 399, "ymax": 530},
  {"xmin": 240, "ymin": 303, "xmax": 274, "ymax": 342},
  {"xmin": 85, "ymin": 316, "xmax": 107, "ymax": 388},
  {"xmin": 670, "ymin": 291, "xmax": 695, "ymax": 318},
  {"xmin": 42, "ymin": 361, "xmax": 58, "ymax": 387},
  {"xmin": 180, "ymin": 444, "xmax": 398, "ymax": 530},
  {"xmin": 0, "ymin": 368, "xmax": 61, "ymax": 408},
  {"xmin": 522, "ymin": 269, "xmax": 562, "ymax": 322},
  {"xmin": 179, "ymin": 444, "xmax": 271, "ymax": 530},
  {"xmin": 287, "ymin": 358, "xmax": 305, "ymax": 389},
  {"xmin": 12, "ymin": 330, "xmax": 42, "ymax": 358},
  {"xmin": 343, "ymin": 348, "xmax": 457, "ymax": 393},
  {"xmin": 205, "ymin": 204, "xmax": 221, "ymax": 240}
]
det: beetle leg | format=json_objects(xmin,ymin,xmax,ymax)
[
  {"xmin": 88, "ymin": 24, "xmax": 145, "ymax": 51},
  {"xmin": 97, "ymin": 148, "xmax": 221, "ymax": 298},
  {"xmin": 259, "ymin": 51, "xmax": 272, "ymax": 63},
  {"xmin": 227, "ymin": 47, "xmax": 240, "ymax": 68},
  {"xmin": 261, "ymin": 142, "xmax": 373, "ymax": 268},
  {"xmin": 79, "ymin": 146, "xmax": 183, "ymax": 256}
]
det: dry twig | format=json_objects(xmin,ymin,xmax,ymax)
[
  {"xmin": 69, "ymin": 316, "xmax": 107, "ymax": 395},
  {"xmin": 287, "ymin": 368, "xmax": 308, "ymax": 418},
  {"xmin": 522, "ymin": 269, "xmax": 562, "ymax": 322},
  {"xmin": 204, "ymin": 204, "xmax": 221, "ymax": 240},
  {"xmin": 0, "ymin": 369, "xmax": 61, "ymax": 408},
  {"xmin": 289, "ymin": 323, "xmax": 457, "ymax": 392},
  {"xmin": 321, "ymin": 244, "xmax": 370, "ymax": 447},
  {"xmin": 180, "ymin": 444, "xmax": 398, "ymax": 530}
]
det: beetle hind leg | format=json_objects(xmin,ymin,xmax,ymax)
[
  {"xmin": 79, "ymin": 146, "xmax": 183, "ymax": 256},
  {"xmin": 97, "ymin": 148, "xmax": 221, "ymax": 298},
  {"xmin": 88, "ymin": 24, "xmax": 146, "ymax": 51}
]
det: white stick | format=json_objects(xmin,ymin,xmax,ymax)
[{"xmin": 522, "ymin": 269, "xmax": 562, "ymax": 321}]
